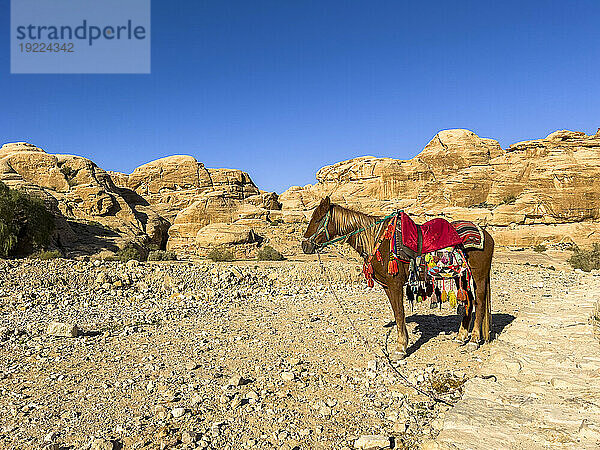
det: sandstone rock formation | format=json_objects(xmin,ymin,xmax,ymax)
[
  {"xmin": 280, "ymin": 129, "xmax": 600, "ymax": 247},
  {"xmin": 0, "ymin": 143, "xmax": 170, "ymax": 255},
  {"xmin": 0, "ymin": 143, "xmax": 280, "ymax": 256},
  {"xmin": 110, "ymin": 156, "xmax": 281, "ymax": 253},
  {"xmin": 3, "ymin": 127, "xmax": 599, "ymax": 256}
]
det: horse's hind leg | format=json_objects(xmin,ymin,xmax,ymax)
[
  {"xmin": 469, "ymin": 274, "xmax": 488, "ymax": 346},
  {"xmin": 456, "ymin": 302, "xmax": 473, "ymax": 344}
]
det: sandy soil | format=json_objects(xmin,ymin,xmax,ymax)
[{"xmin": 0, "ymin": 249, "xmax": 588, "ymax": 449}]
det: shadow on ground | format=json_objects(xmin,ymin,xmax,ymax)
[{"xmin": 401, "ymin": 312, "xmax": 516, "ymax": 355}]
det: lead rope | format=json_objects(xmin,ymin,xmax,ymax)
[{"xmin": 315, "ymin": 251, "xmax": 455, "ymax": 407}]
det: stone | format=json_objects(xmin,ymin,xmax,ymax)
[
  {"xmin": 230, "ymin": 395, "xmax": 242, "ymax": 408},
  {"xmin": 171, "ymin": 407, "xmax": 186, "ymax": 418},
  {"xmin": 194, "ymin": 222, "xmax": 261, "ymax": 248},
  {"xmin": 227, "ymin": 374, "xmax": 246, "ymax": 386},
  {"xmin": 46, "ymin": 322, "xmax": 78, "ymax": 338},
  {"xmin": 280, "ymin": 371, "xmax": 295, "ymax": 382},
  {"xmin": 181, "ymin": 431, "xmax": 198, "ymax": 444},
  {"xmin": 353, "ymin": 435, "xmax": 391, "ymax": 449},
  {"xmin": 44, "ymin": 431, "xmax": 58, "ymax": 443},
  {"xmin": 90, "ymin": 438, "xmax": 115, "ymax": 450},
  {"xmin": 245, "ymin": 390, "xmax": 260, "ymax": 403},
  {"xmin": 185, "ymin": 361, "xmax": 199, "ymax": 370}
]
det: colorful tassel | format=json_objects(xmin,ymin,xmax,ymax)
[
  {"xmin": 430, "ymin": 290, "xmax": 438, "ymax": 309},
  {"xmin": 375, "ymin": 249, "xmax": 382, "ymax": 262},
  {"xmin": 448, "ymin": 290, "xmax": 457, "ymax": 308},
  {"xmin": 363, "ymin": 262, "xmax": 374, "ymax": 288},
  {"xmin": 388, "ymin": 258, "xmax": 398, "ymax": 275}
]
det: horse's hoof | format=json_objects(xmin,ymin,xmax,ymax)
[
  {"xmin": 453, "ymin": 336, "xmax": 468, "ymax": 345},
  {"xmin": 465, "ymin": 342, "xmax": 479, "ymax": 352},
  {"xmin": 390, "ymin": 351, "xmax": 407, "ymax": 361}
]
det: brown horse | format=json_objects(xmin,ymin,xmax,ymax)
[{"xmin": 302, "ymin": 197, "xmax": 494, "ymax": 358}]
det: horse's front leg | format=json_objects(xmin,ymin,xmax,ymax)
[{"xmin": 383, "ymin": 282, "xmax": 408, "ymax": 359}]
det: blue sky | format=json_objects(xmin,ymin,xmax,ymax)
[{"xmin": 2, "ymin": 0, "xmax": 600, "ymax": 193}]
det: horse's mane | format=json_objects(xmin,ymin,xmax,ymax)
[{"xmin": 330, "ymin": 204, "xmax": 380, "ymax": 255}]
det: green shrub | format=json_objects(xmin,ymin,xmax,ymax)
[
  {"xmin": 0, "ymin": 181, "xmax": 55, "ymax": 257},
  {"xmin": 208, "ymin": 248, "xmax": 234, "ymax": 262},
  {"xmin": 269, "ymin": 218, "xmax": 284, "ymax": 226},
  {"xmin": 257, "ymin": 245, "xmax": 285, "ymax": 261},
  {"xmin": 533, "ymin": 244, "xmax": 547, "ymax": 253},
  {"xmin": 148, "ymin": 250, "xmax": 177, "ymax": 261},
  {"xmin": 116, "ymin": 244, "xmax": 144, "ymax": 262},
  {"xmin": 31, "ymin": 250, "xmax": 62, "ymax": 260},
  {"xmin": 568, "ymin": 244, "xmax": 600, "ymax": 272},
  {"xmin": 501, "ymin": 194, "xmax": 517, "ymax": 205}
]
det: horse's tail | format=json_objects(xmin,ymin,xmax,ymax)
[{"xmin": 482, "ymin": 273, "xmax": 492, "ymax": 342}]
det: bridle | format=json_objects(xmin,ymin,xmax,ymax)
[
  {"xmin": 304, "ymin": 208, "xmax": 398, "ymax": 251},
  {"xmin": 303, "ymin": 208, "xmax": 331, "ymax": 248}
]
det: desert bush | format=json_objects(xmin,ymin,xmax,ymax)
[
  {"xmin": 269, "ymin": 218, "xmax": 284, "ymax": 226},
  {"xmin": 257, "ymin": 245, "xmax": 285, "ymax": 261},
  {"xmin": 533, "ymin": 244, "xmax": 547, "ymax": 253},
  {"xmin": 0, "ymin": 181, "xmax": 55, "ymax": 257},
  {"xmin": 31, "ymin": 250, "xmax": 62, "ymax": 260},
  {"xmin": 208, "ymin": 248, "xmax": 234, "ymax": 262},
  {"xmin": 148, "ymin": 250, "xmax": 177, "ymax": 261},
  {"xmin": 116, "ymin": 244, "xmax": 144, "ymax": 262},
  {"xmin": 568, "ymin": 244, "xmax": 600, "ymax": 272}
]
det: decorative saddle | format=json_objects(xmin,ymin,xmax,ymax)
[
  {"xmin": 363, "ymin": 211, "xmax": 485, "ymax": 312},
  {"xmin": 394, "ymin": 212, "xmax": 484, "ymax": 262}
]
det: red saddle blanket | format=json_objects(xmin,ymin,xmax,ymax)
[{"xmin": 400, "ymin": 212, "xmax": 463, "ymax": 254}]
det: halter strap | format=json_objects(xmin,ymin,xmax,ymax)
[{"xmin": 305, "ymin": 208, "xmax": 331, "ymax": 244}]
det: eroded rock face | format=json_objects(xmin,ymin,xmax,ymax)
[
  {"xmin": 111, "ymin": 156, "xmax": 278, "ymax": 253},
  {"xmin": 0, "ymin": 144, "xmax": 170, "ymax": 255},
  {"xmin": 0, "ymin": 143, "xmax": 279, "ymax": 256},
  {"xmin": 4, "ymin": 127, "xmax": 598, "ymax": 256},
  {"xmin": 280, "ymin": 129, "xmax": 600, "ymax": 247},
  {"xmin": 195, "ymin": 222, "xmax": 260, "ymax": 247}
]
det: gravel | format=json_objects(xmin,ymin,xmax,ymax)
[{"xmin": 0, "ymin": 256, "xmax": 594, "ymax": 449}]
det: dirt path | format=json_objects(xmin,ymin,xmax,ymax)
[{"xmin": 424, "ymin": 272, "xmax": 600, "ymax": 449}]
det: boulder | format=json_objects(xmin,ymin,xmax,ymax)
[{"xmin": 195, "ymin": 222, "xmax": 260, "ymax": 247}]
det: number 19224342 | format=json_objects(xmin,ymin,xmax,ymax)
[{"xmin": 19, "ymin": 42, "xmax": 74, "ymax": 52}]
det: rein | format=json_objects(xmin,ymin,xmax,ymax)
[{"xmin": 315, "ymin": 250, "xmax": 455, "ymax": 406}]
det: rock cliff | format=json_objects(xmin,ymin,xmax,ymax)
[
  {"xmin": 110, "ymin": 156, "xmax": 280, "ymax": 254},
  {"xmin": 0, "ymin": 142, "xmax": 170, "ymax": 255},
  {"xmin": 0, "ymin": 143, "xmax": 280, "ymax": 256},
  {"xmin": 2, "ymin": 127, "xmax": 599, "ymax": 256},
  {"xmin": 279, "ymin": 129, "xmax": 600, "ymax": 247}
]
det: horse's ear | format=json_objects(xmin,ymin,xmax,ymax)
[{"xmin": 314, "ymin": 196, "xmax": 331, "ymax": 217}]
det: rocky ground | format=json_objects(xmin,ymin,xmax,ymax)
[{"xmin": 0, "ymin": 250, "xmax": 596, "ymax": 449}]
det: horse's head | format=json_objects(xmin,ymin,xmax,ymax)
[{"xmin": 302, "ymin": 196, "xmax": 334, "ymax": 254}]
